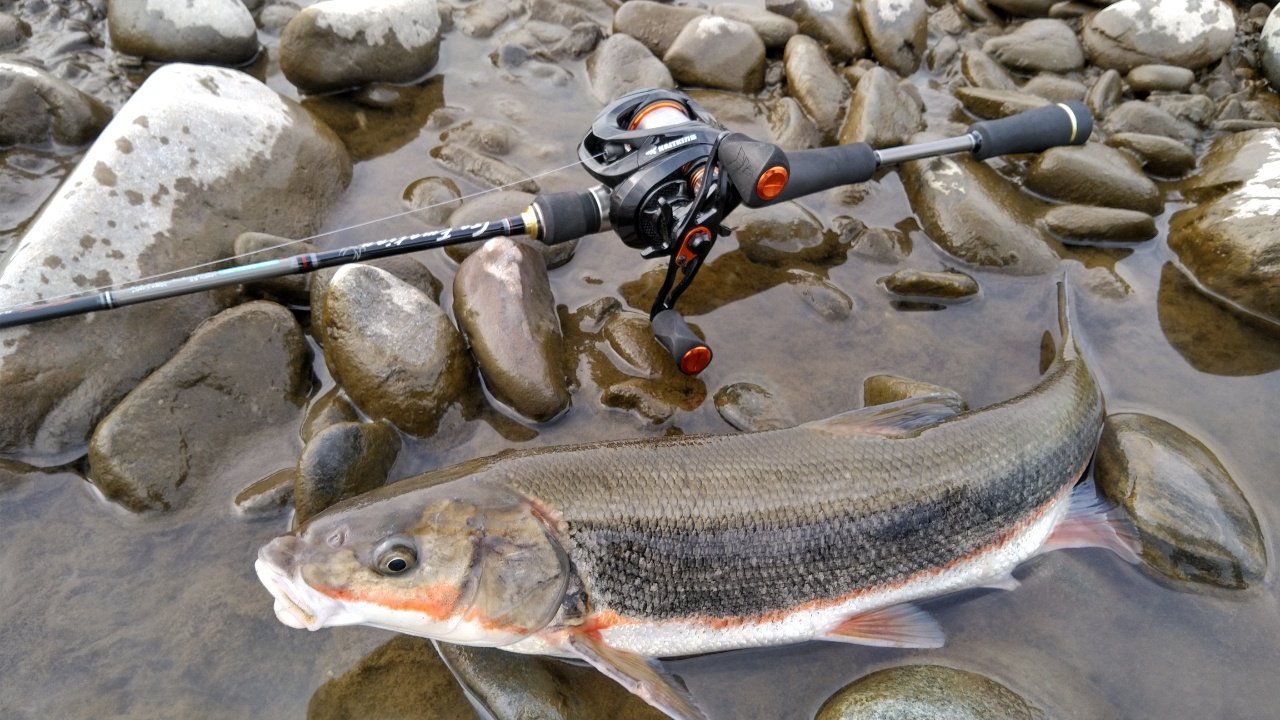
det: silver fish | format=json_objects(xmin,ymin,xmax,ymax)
[{"xmin": 256, "ymin": 284, "xmax": 1138, "ymax": 719}]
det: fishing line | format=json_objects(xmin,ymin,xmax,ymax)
[{"xmin": 0, "ymin": 155, "xmax": 597, "ymax": 315}]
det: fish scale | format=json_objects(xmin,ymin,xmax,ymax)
[{"xmin": 499, "ymin": 345, "xmax": 1101, "ymax": 621}]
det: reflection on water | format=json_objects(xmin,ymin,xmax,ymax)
[{"xmin": 3, "ymin": 7, "xmax": 1280, "ymax": 720}]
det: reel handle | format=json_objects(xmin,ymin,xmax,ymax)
[{"xmin": 651, "ymin": 309, "xmax": 712, "ymax": 376}]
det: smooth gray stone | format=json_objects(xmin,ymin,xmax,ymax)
[
  {"xmin": 1082, "ymin": 0, "xmax": 1235, "ymax": 72},
  {"xmin": 784, "ymin": 34, "xmax": 850, "ymax": 142},
  {"xmin": 1026, "ymin": 143, "xmax": 1164, "ymax": 214},
  {"xmin": 983, "ymin": 18, "xmax": 1084, "ymax": 73},
  {"xmin": 108, "ymin": 0, "xmax": 258, "ymax": 64},
  {"xmin": 612, "ymin": 0, "xmax": 705, "ymax": 58},
  {"xmin": 664, "ymin": 16, "xmax": 766, "ymax": 93},
  {"xmin": 858, "ymin": 0, "xmax": 928, "ymax": 76},
  {"xmin": 586, "ymin": 32, "xmax": 674, "ymax": 104}
]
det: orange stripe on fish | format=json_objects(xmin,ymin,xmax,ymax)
[{"xmin": 317, "ymin": 582, "xmax": 462, "ymax": 620}]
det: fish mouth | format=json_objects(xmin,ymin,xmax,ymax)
[{"xmin": 255, "ymin": 536, "xmax": 341, "ymax": 631}]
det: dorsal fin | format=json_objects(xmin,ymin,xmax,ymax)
[{"xmin": 802, "ymin": 393, "xmax": 966, "ymax": 438}]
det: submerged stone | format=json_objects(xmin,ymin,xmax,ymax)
[
  {"xmin": 294, "ymin": 420, "xmax": 400, "ymax": 525},
  {"xmin": 734, "ymin": 201, "xmax": 838, "ymax": 266},
  {"xmin": 233, "ymin": 468, "xmax": 295, "ymax": 518},
  {"xmin": 88, "ymin": 302, "xmax": 309, "ymax": 512},
  {"xmin": 816, "ymin": 664, "xmax": 1044, "ymax": 720},
  {"xmin": 1096, "ymin": 413, "xmax": 1266, "ymax": 590},
  {"xmin": 880, "ymin": 269, "xmax": 979, "ymax": 299},
  {"xmin": 0, "ymin": 61, "xmax": 112, "ymax": 147},
  {"xmin": 308, "ymin": 636, "xmax": 474, "ymax": 720},
  {"xmin": 714, "ymin": 381, "xmax": 796, "ymax": 432},
  {"xmin": 864, "ymin": 374, "xmax": 967, "ymax": 409},
  {"xmin": 1042, "ymin": 205, "xmax": 1157, "ymax": 244}
]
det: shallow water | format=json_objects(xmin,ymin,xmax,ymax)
[{"xmin": 3, "ymin": 4, "xmax": 1280, "ymax": 719}]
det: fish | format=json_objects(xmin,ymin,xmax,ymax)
[{"xmin": 255, "ymin": 283, "xmax": 1139, "ymax": 720}]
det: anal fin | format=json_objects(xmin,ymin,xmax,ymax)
[
  {"xmin": 1041, "ymin": 481, "xmax": 1142, "ymax": 564},
  {"xmin": 567, "ymin": 631, "xmax": 707, "ymax": 720},
  {"xmin": 823, "ymin": 602, "xmax": 945, "ymax": 648}
]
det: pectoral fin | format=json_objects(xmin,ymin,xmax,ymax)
[
  {"xmin": 1040, "ymin": 481, "xmax": 1141, "ymax": 564},
  {"xmin": 803, "ymin": 394, "xmax": 965, "ymax": 439},
  {"xmin": 822, "ymin": 603, "xmax": 945, "ymax": 648},
  {"xmin": 567, "ymin": 631, "xmax": 707, "ymax": 720}
]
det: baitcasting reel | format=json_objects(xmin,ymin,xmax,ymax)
[{"xmin": 0, "ymin": 88, "xmax": 1093, "ymax": 380}]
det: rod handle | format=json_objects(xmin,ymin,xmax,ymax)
[
  {"xmin": 652, "ymin": 309, "xmax": 712, "ymax": 376},
  {"xmin": 719, "ymin": 133, "xmax": 877, "ymax": 208},
  {"xmin": 969, "ymin": 101, "xmax": 1092, "ymax": 160},
  {"xmin": 530, "ymin": 187, "xmax": 609, "ymax": 244}
]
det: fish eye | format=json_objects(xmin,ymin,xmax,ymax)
[{"xmin": 374, "ymin": 541, "xmax": 418, "ymax": 576}]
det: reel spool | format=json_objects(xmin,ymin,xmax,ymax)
[{"xmin": 578, "ymin": 90, "xmax": 727, "ymax": 258}]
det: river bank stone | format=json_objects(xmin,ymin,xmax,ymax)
[
  {"xmin": 864, "ymin": 374, "xmax": 967, "ymax": 409},
  {"xmin": 784, "ymin": 34, "xmax": 849, "ymax": 143},
  {"xmin": 768, "ymin": 96, "xmax": 823, "ymax": 150},
  {"xmin": 319, "ymin": 264, "xmax": 472, "ymax": 438},
  {"xmin": 1042, "ymin": 205, "xmax": 1157, "ymax": 243},
  {"xmin": 901, "ymin": 153, "xmax": 1059, "ymax": 274},
  {"xmin": 1169, "ymin": 129, "xmax": 1280, "ymax": 324},
  {"xmin": 713, "ymin": 4, "xmax": 797, "ymax": 49},
  {"xmin": 310, "ymin": 257, "xmax": 442, "ymax": 348},
  {"xmin": 734, "ymin": 201, "xmax": 839, "ymax": 266},
  {"xmin": 434, "ymin": 642, "xmax": 666, "ymax": 720},
  {"xmin": 1025, "ymin": 143, "xmax": 1163, "ymax": 214},
  {"xmin": 1086, "ymin": 68, "xmax": 1124, "ymax": 120},
  {"xmin": 714, "ymin": 381, "xmax": 796, "ymax": 431},
  {"xmin": 960, "ymin": 50, "xmax": 1018, "ymax": 91},
  {"xmin": 791, "ymin": 270, "xmax": 855, "ymax": 320},
  {"xmin": 1082, "ymin": 0, "xmax": 1235, "ymax": 72},
  {"xmin": 404, "ymin": 175, "xmax": 463, "ymax": 227},
  {"xmin": 955, "ymin": 86, "xmax": 1051, "ymax": 119},
  {"xmin": 0, "ymin": 61, "xmax": 112, "ymax": 147},
  {"xmin": 612, "ymin": 0, "xmax": 705, "ymax": 58},
  {"xmin": 232, "ymin": 467, "xmax": 295, "ymax": 518},
  {"xmin": 1264, "ymin": 5, "xmax": 1280, "ymax": 93},
  {"xmin": 308, "ymin": 636, "xmax": 474, "ymax": 720},
  {"xmin": 1126, "ymin": 64, "xmax": 1195, "ymax": 93},
  {"xmin": 453, "ymin": 237, "xmax": 570, "ymax": 423},
  {"xmin": 0, "ymin": 13, "xmax": 31, "ymax": 50},
  {"xmin": 1022, "ymin": 74, "xmax": 1086, "ymax": 103},
  {"xmin": 1102, "ymin": 100, "xmax": 1200, "ymax": 143},
  {"xmin": 839, "ymin": 65, "xmax": 923, "ymax": 147},
  {"xmin": 1105, "ymin": 132, "xmax": 1197, "ymax": 177},
  {"xmin": 232, "ymin": 232, "xmax": 316, "ymax": 305},
  {"xmin": 816, "ymin": 664, "xmax": 1044, "ymax": 720},
  {"xmin": 442, "ymin": 190, "xmax": 577, "ymax": 268},
  {"xmin": 0, "ymin": 64, "xmax": 350, "ymax": 459},
  {"xmin": 766, "ymin": 0, "xmax": 866, "ymax": 63},
  {"xmin": 293, "ymin": 420, "xmax": 400, "ymax": 525},
  {"xmin": 983, "ymin": 18, "xmax": 1083, "ymax": 73},
  {"xmin": 664, "ymin": 16, "xmax": 765, "ymax": 93},
  {"xmin": 1156, "ymin": 262, "xmax": 1280, "ymax": 376},
  {"xmin": 880, "ymin": 269, "xmax": 979, "ymax": 299},
  {"xmin": 301, "ymin": 388, "xmax": 361, "ymax": 442},
  {"xmin": 586, "ymin": 32, "xmax": 674, "ymax": 104},
  {"xmin": 859, "ymin": 0, "xmax": 927, "ymax": 76},
  {"xmin": 107, "ymin": 0, "xmax": 259, "ymax": 65},
  {"xmin": 88, "ymin": 302, "xmax": 309, "ymax": 512},
  {"xmin": 985, "ymin": 0, "xmax": 1055, "ymax": 15},
  {"xmin": 280, "ymin": 0, "xmax": 442, "ymax": 94},
  {"xmin": 1096, "ymin": 413, "xmax": 1267, "ymax": 589}
]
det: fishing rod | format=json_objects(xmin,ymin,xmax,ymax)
[{"xmin": 0, "ymin": 88, "xmax": 1092, "ymax": 375}]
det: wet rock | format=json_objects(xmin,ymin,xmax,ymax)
[
  {"xmin": 1146, "ymin": 93, "xmax": 1215, "ymax": 129},
  {"xmin": 784, "ymin": 35, "xmax": 850, "ymax": 143},
  {"xmin": 1096, "ymin": 413, "xmax": 1266, "ymax": 589},
  {"xmin": 492, "ymin": 19, "xmax": 604, "ymax": 64},
  {"xmin": 1168, "ymin": 129, "xmax": 1280, "ymax": 324},
  {"xmin": 310, "ymin": 257, "xmax": 442, "ymax": 347},
  {"xmin": 107, "ymin": 0, "xmax": 258, "ymax": 65},
  {"xmin": 880, "ymin": 268, "xmax": 979, "ymax": 299},
  {"xmin": 308, "ymin": 636, "xmax": 474, "ymax": 720},
  {"xmin": 430, "ymin": 143, "xmax": 538, "ymax": 194},
  {"xmin": 734, "ymin": 202, "xmax": 839, "ymax": 266},
  {"xmin": 1042, "ymin": 205, "xmax": 1157, "ymax": 243},
  {"xmin": 901, "ymin": 153, "xmax": 1060, "ymax": 275},
  {"xmin": 0, "ymin": 13, "xmax": 32, "ymax": 50},
  {"xmin": 1025, "ymin": 143, "xmax": 1163, "ymax": 214},
  {"xmin": 603, "ymin": 311, "xmax": 684, "ymax": 378},
  {"xmin": 453, "ymin": 237, "xmax": 570, "ymax": 423},
  {"xmin": 858, "ymin": 0, "xmax": 928, "ymax": 76},
  {"xmin": 664, "ymin": 16, "xmax": 766, "ymax": 93},
  {"xmin": 612, "ymin": 0, "xmax": 705, "ymax": 58},
  {"xmin": 864, "ymin": 374, "xmax": 967, "ymax": 409},
  {"xmin": 957, "ymin": 0, "xmax": 1003, "ymax": 26},
  {"xmin": 0, "ymin": 61, "xmax": 112, "ymax": 147},
  {"xmin": 232, "ymin": 232, "xmax": 315, "ymax": 305},
  {"xmin": 1082, "ymin": 0, "xmax": 1235, "ymax": 73},
  {"xmin": 767, "ymin": 96, "xmax": 823, "ymax": 151},
  {"xmin": 790, "ymin": 270, "xmax": 855, "ymax": 320},
  {"xmin": 1021, "ymin": 74, "xmax": 1086, "ymax": 103},
  {"xmin": 1126, "ymin": 64, "xmax": 1195, "ymax": 93},
  {"xmin": 294, "ymin": 420, "xmax": 400, "ymax": 524},
  {"xmin": 983, "ymin": 19, "xmax": 1084, "ymax": 73},
  {"xmin": 233, "ymin": 468, "xmax": 295, "ymax": 518},
  {"xmin": 1105, "ymin": 132, "xmax": 1197, "ymax": 177},
  {"xmin": 320, "ymin": 264, "xmax": 472, "ymax": 437},
  {"xmin": 984, "ymin": 0, "xmax": 1055, "ymax": 15},
  {"xmin": 839, "ymin": 65, "xmax": 924, "ymax": 148},
  {"xmin": 955, "ymin": 86, "xmax": 1051, "ymax": 119},
  {"xmin": 300, "ymin": 77, "xmax": 446, "ymax": 162},
  {"xmin": 403, "ymin": 176, "xmax": 463, "ymax": 227},
  {"xmin": 1263, "ymin": 6, "xmax": 1280, "ymax": 92},
  {"xmin": 454, "ymin": 0, "xmax": 515, "ymax": 38},
  {"xmin": 715, "ymin": 381, "xmax": 796, "ymax": 432},
  {"xmin": 1086, "ymin": 68, "xmax": 1124, "ymax": 121},
  {"xmin": 816, "ymin": 665, "xmax": 1044, "ymax": 720},
  {"xmin": 713, "ymin": 4, "xmax": 797, "ymax": 49},
  {"xmin": 434, "ymin": 642, "xmax": 666, "ymax": 720},
  {"xmin": 586, "ymin": 32, "xmax": 675, "ymax": 105},
  {"xmin": 301, "ymin": 388, "xmax": 361, "ymax": 443},
  {"xmin": 843, "ymin": 220, "xmax": 911, "ymax": 263},
  {"xmin": 442, "ymin": 190, "xmax": 577, "ymax": 269},
  {"xmin": 88, "ymin": 302, "xmax": 309, "ymax": 512},
  {"xmin": 1156, "ymin": 262, "xmax": 1280, "ymax": 376},
  {"xmin": 280, "ymin": 0, "xmax": 442, "ymax": 94},
  {"xmin": 766, "ymin": 0, "xmax": 867, "ymax": 63},
  {"xmin": 1102, "ymin": 100, "xmax": 1200, "ymax": 143},
  {"xmin": 961, "ymin": 50, "xmax": 1018, "ymax": 91},
  {"xmin": 601, "ymin": 378, "xmax": 679, "ymax": 423},
  {"xmin": 0, "ymin": 64, "xmax": 350, "ymax": 458}
]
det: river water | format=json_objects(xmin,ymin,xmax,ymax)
[{"xmin": 2, "ymin": 3, "xmax": 1279, "ymax": 719}]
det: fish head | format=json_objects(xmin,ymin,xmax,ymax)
[{"xmin": 255, "ymin": 479, "xmax": 570, "ymax": 647}]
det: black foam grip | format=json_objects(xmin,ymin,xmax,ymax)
[
  {"xmin": 532, "ymin": 190, "xmax": 602, "ymax": 244},
  {"xmin": 773, "ymin": 143, "xmax": 878, "ymax": 204},
  {"xmin": 970, "ymin": 101, "xmax": 1093, "ymax": 160}
]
